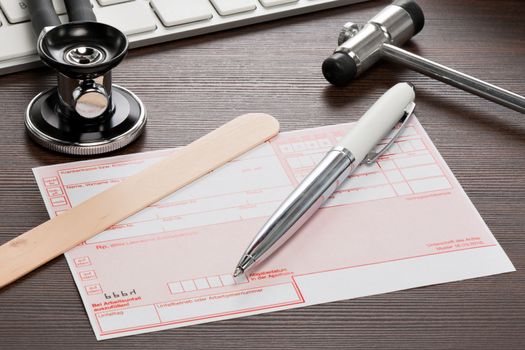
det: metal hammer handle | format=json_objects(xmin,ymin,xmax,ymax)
[{"xmin": 381, "ymin": 43, "xmax": 525, "ymax": 114}]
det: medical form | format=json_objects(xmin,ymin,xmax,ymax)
[{"xmin": 33, "ymin": 117, "xmax": 514, "ymax": 340}]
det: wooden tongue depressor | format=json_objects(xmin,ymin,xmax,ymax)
[{"xmin": 0, "ymin": 113, "xmax": 279, "ymax": 289}]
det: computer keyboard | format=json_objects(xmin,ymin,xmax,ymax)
[{"xmin": 0, "ymin": 0, "xmax": 367, "ymax": 76}]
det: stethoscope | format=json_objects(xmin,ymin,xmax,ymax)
[{"xmin": 25, "ymin": 0, "xmax": 146, "ymax": 155}]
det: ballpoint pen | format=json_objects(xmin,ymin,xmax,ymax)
[{"xmin": 233, "ymin": 82, "xmax": 416, "ymax": 277}]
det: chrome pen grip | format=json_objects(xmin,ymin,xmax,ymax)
[{"xmin": 249, "ymin": 147, "xmax": 356, "ymax": 263}]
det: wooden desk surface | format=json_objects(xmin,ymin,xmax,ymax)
[{"xmin": 1, "ymin": 0, "xmax": 524, "ymax": 348}]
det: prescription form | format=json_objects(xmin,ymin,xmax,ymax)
[{"xmin": 33, "ymin": 117, "xmax": 514, "ymax": 340}]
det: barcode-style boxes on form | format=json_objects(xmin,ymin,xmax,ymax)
[{"xmin": 168, "ymin": 273, "xmax": 248, "ymax": 295}]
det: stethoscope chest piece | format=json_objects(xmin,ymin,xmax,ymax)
[
  {"xmin": 26, "ymin": 82, "xmax": 146, "ymax": 155},
  {"xmin": 25, "ymin": 3, "xmax": 147, "ymax": 155}
]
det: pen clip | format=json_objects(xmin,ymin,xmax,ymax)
[{"xmin": 364, "ymin": 102, "xmax": 416, "ymax": 165}]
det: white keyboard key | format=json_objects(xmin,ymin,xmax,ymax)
[
  {"xmin": 0, "ymin": 1, "xmax": 30, "ymax": 23},
  {"xmin": 0, "ymin": 21, "xmax": 36, "ymax": 61},
  {"xmin": 0, "ymin": 0, "xmax": 65, "ymax": 24},
  {"xmin": 52, "ymin": 0, "xmax": 65, "ymax": 14},
  {"xmin": 151, "ymin": 0, "xmax": 213, "ymax": 27},
  {"xmin": 97, "ymin": 0, "xmax": 130, "ymax": 5},
  {"xmin": 259, "ymin": 0, "xmax": 298, "ymax": 7},
  {"xmin": 210, "ymin": 0, "xmax": 256, "ymax": 16},
  {"xmin": 95, "ymin": 1, "xmax": 157, "ymax": 36}
]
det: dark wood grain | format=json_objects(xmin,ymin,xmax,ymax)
[{"xmin": 1, "ymin": 0, "xmax": 524, "ymax": 349}]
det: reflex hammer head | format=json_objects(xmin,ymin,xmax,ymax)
[{"xmin": 322, "ymin": 0, "xmax": 425, "ymax": 86}]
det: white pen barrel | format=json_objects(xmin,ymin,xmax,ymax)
[{"xmin": 339, "ymin": 82, "xmax": 415, "ymax": 164}]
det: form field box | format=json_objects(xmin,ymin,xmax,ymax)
[
  {"xmin": 168, "ymin": 282, "xmax": 184, "ymax": 294},
  {"xmin": 156, "ymin": 284, "xmax": 301, "ymax": 324},
  {"xmin": 207, "ymin": 276, "xmax": 223, "ymax": 288},
  {"xmin": 97, "ymin": 306, "xmax": 160, "ymax": 333},
  {"xmin": 195, "ymin": 278, "xmax": 210, "ymax": 290},
  {"xmin": 181, "ymin": 280, "xmax": 197, "ymax": 292}
]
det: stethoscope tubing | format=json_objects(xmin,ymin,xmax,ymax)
[{"xmin": 27, "ymin": 0, "xmax": 96, "ymax": 36}]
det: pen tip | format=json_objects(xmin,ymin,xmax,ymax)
[{"xmin": 233, "ymin": 267, "xmax": 243, "ymax": 278}]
